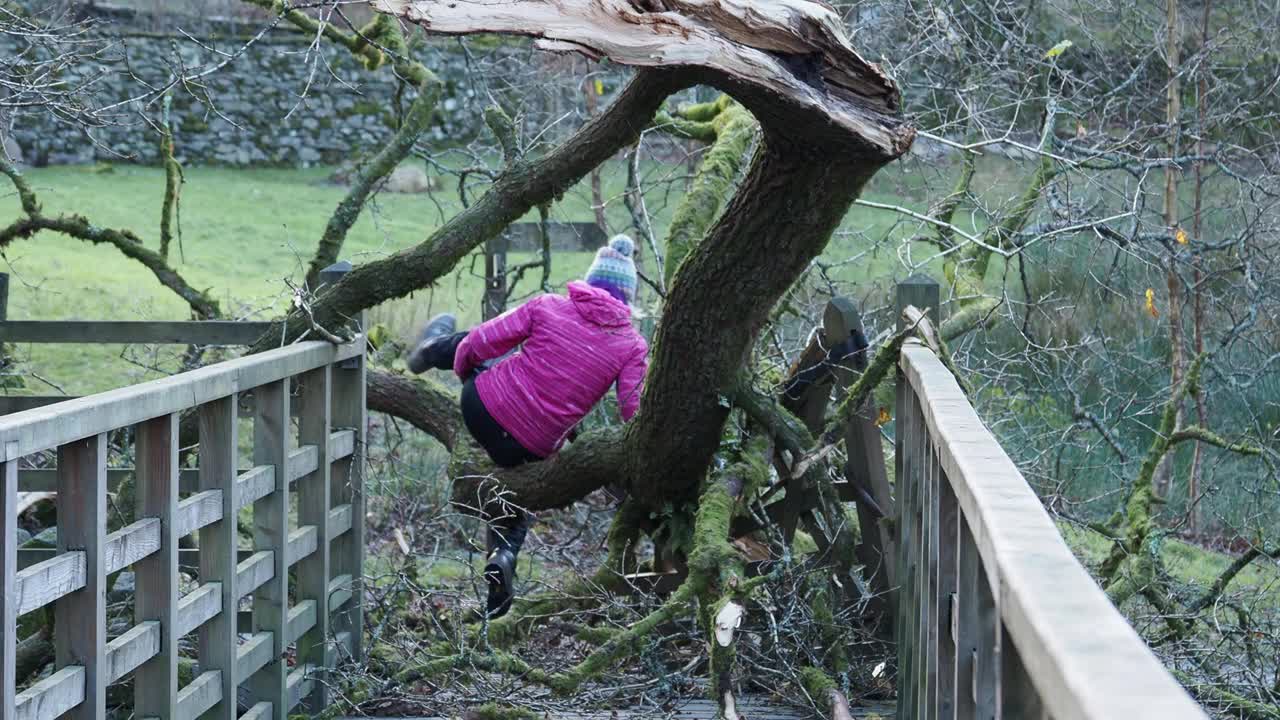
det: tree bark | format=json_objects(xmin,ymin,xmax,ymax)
[
  {"xmin": 626, "ymin": 141, "xmax": 887, "ymax": 504},
  {"xmin": 1155, "ymin": 0, "xmax": 1184, "ymax": 500}
]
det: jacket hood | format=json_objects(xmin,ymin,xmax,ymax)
[{"xmin": 567, "ymin": 280, "xmax": 632, "ymax": 327}]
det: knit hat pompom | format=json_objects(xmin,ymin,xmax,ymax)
[
  {"xmin": 608, "ymin": 234, "xmax": 635, "ymax": 258},
  {"xmin": 585, "ymin": 234, "xmax": 638, "ymax": 304}
]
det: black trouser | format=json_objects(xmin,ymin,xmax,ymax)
[{"xmin": 424, "ymin": 331, "xmax": 539, "ymax": 553}]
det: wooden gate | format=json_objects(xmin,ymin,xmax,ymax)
[{"xmin": 2, "ymin": 335, "xmax": 366, "ymax": 720}]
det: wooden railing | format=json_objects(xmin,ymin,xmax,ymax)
[
  {"xmin": 2, "ymin": 334, "xmax": 367, "ymax": 720},
  {"xmin": 893, "ymin": 276, "xmax": 1205, "ymax": 719}
]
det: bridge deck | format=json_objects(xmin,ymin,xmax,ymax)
[{"xmin": 356, "ymin": 697, "xmax": 896, "ymax": 719}]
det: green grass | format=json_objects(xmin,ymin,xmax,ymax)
[
  {"xmin": 0, "ymin": 153, "xmax": 1010, "ymax": 395},
  {"xmin": 1058, "ymin": 522, "xmax": 1280, "ymax": 604}
]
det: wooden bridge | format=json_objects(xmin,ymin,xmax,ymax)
[{"xmin": 1, "ymin": 275, "xmax": 1208, "ymax": 719}]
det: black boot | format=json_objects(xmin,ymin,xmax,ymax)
[
  {"xmin": 484, "ymin": 548, "xmax": 517, "ymax": 619},
  {"xmin": 483, "ymin": 510, "xmax": 531, "ymax": 619},
  {"xmin": 406, "ymin": 313, "xmax": 458, "ymax": 374}
]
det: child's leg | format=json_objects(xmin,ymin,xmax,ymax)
[
  {"xmin": 459, "ymin": 378, "xmax": 540, "ymax": 551},
  {"xmin": 407, "ymin": 326, "xmax": 471, "ymax": 376},
  {"xmin": 488, "ymin": 510, "xmax": 532, "ymax": 555}
]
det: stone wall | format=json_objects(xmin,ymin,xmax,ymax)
[{"xmin": 4, "ymin": 6, "xmax": 512, "ymax": 167}]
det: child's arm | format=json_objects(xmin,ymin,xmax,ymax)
[
  {"xmin": 453, "ymin": 297, "xmax": 542, "ymax": 379},
  {"xmin": 615, "ymin": 341, "xmax": 648, "ymax": 422}
]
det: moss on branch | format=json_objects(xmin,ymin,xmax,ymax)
[
  {"xmin": 0, "ymin": 156, "xmax": 219, "ymax": 319},
  {"xmin": 660, "ymin": 96, "xmax": 757, "ymax": 286}
]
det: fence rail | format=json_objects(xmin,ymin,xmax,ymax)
[
  {"xmin": 0, "ymin": 321, "xmax": 274, "ymax": 346},
  {"xmin": 2, "ymin": 336, "xmax": 366, "ymax": 720},
  {"xmin": 893, "ymin": 278, "xmax": 1205, "ymax": 719}
]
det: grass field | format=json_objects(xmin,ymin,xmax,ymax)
[{"xmin": 0, "ymin": 153, "xmax": 1015, "ymax": 394}]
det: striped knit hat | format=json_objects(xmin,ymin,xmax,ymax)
[{"xmin": 585, "ymin": 235, "xmax": 638, "ymax": 304}]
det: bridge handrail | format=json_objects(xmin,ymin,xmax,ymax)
[
  {"xmin": 0, "ymin": 340, "xmax": 360, "ymax": 463},
  {"xmin": 3, "ymin": 336, "xmax": 367, "ymax": 720},
  {"xmin": 895, "ymin": 340, "xmax": 1206, "ymax": 719}
]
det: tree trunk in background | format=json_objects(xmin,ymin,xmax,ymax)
[
  {"xmin": 583, "ymin": 62, "xmax": 610, "ymax": 234},
  {"xmin": 1155, "ymin": 0, "xmax": 1183, "ymax": 502},
  {"xmin": 1188, "ymin": 0, "xmax": 1212, "ymax": 534}
]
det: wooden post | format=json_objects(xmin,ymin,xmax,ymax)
[
  {"xmin": 134, "ymin": 413, "xmax": 180, "ymax": 720},
  {"xmin": 825, "ymin": 297, "xmax": 896, "ymax": 618},
  {"xmin": 897, "ymin": 274, "xmax": 941, "ymax": 331},
  {"xmin": 894, "ymin": 383, "xmax": 920, "ymax": 720},
  {"xmin": 296, "ymin": 366, "xmax": 332, "ymax": 710},
  {"xmin": 922, "ymin": 445, "xmax": 941, "ymax": 720},
  {"xmin": 895, "ymin": 275, "xmax": 939, "ymax": 720},
  {"xmin": 2, "ymin": 460, "xmax": 16, "ymax": 720},
  {"xmin": 320, "ymin": 261, "xmax": 366, "ymax": 663},
  {"xmin": 248, "ymin": 379, "xmax": 290, "ymax": 720},
  {"xmin": 955, "ymin": 519, "xmax": 981, "ymax": 720},
  {"xmin": 0, "ymin": 270, "xmax": 16, "ymax": 389},
  {"xmin": 331, "ymin": 351, "xmax": 366, "ymax": 662},
  {"xmin": 936, "ymin": 479, "xmax": 960, "ymax": 720},
  {"xmin": 484, "ymin": 235, "xmax": 510, "ymax": 321},
  {"xmin": 197, "ymin": 395, "xmax": 239, "ymax": 720},
  {"xmin": 55, "ymin": 434, "xmax": 107, "ymax": 720},
  {"xmin": 1001, "ymin": 629, "xmax": 1045, "ymax": 718},
  {"xmin": 975, "ymin": 558, "xmax": 1001, "ymax": 717}
]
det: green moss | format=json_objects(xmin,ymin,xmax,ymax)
[
  {"xmin": 468, "ymin": 704, "xmax": 538, "ymax": 720},
  {"xmin": 798, "ymin": 666, "xmax": 837, "ymax": 714},
  {"xmin": 662, "ymin": 98, "xmax": 757, "ymax": 286}
]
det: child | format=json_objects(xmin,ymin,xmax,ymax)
[{"xmin": 407, "ymin": 235, "xmax": 649, "ymax": 617}]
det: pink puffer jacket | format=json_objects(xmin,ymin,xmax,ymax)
[{"xmin": 454, "ymin": 281, "xmax": 648, "ymax": 458}]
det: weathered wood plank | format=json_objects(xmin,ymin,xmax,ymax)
[
  {"xmin": 134, "ymin": 413, "xmax": 180, "ymax": 720},
  {"xmin": 328, "ymin": 574, "xmax": 353, "ymax": 614},
  {"xmin": 1001, "ymin": 625, "xmax": 1045, "ymax": 719},
  {"xmin": 104, "ymin": 519, "xmax": 160, "ymax": 576},
  {"xmin": 329, "ymin": 429, "xmax": 356, "ymax": 462},
  {"xmin": 329, "ymin": 503, "xmax": 353, "ymax": 540},
  {"xmin": 240, "ymin": 702, "xmax": 273, "ymax": 720},
  {"xmin": 14, "ymin": 550, "xmax": 85, "ymax": 617},
  {"xmin": 19, "ymin": 467, "xmax": 202, "ymax": 494},
  {"xmin": 936, "ymin": 477, "xmax": 959, "ymax": 720},
  {"xmin": 3, "ymin": 461, "xmax": 17, "ymax": 720},
  {"xmin": 0, "ymin": 320, "xmax": 272, "ymax": 345},
  {"xmin": 286, "ymin": 601, "xmax": 317, "ymax": 645},
  {"xmin": 892, "ymin": 381, "xmax": 913, "ymax": 720},
  {"xmin": 288, "ymin": 445, "xmax": 318, "ymax": 484},
  {"xmin": 104, "ymin": 622, "xmax": 160, "ymax": 684},
  {"xmin": 175, "ymin": 670, "xmax": 222, "ymax": 720},
  {"xmin": 974, "ymin": 559, "xmax": 1000, "ymax": 717},
  {"xmin": 900, "ymin": 343, "xmax": 1207, "ymax": 720},
  {"xmin": 297, "ymin": 366, "xmax": 332, "ymax": 711},
  {"xmin": 331, "ymin": 353, "xmax": 365, "ymax": 661},
  {"xmin": 3, "ymin": 395, "xmax": 294, "ymax": 421},
  {"xmin": 54, "ymin": 434, "xmax": 107, "ymax": 720},
  {"xmin": 237, "ymin": 551, "xmax": 275, "ymax": 598},
  {"xmin": 17, "ymin": 516, "xmax": 168, "ymax": 611},
  {"xmin": 198, "ymin": 394, "xmax": 239, "ymax": 720},
  {"xmin": 175, "ymin": 490, "xmax": 222, "ymax": 538},
  {"xmin": 955, "ymin": 519, "xmax": 980, "ymax": 720},
  {"xmin": 13, "ymin": 665, "xmax": 85, "ymax": 720},
  {"xmin": 236, "ymin": 633, "xmax": 274, "ymax": 680},
  {"xmin": 0, "ymin": 339, "xmax": 360, "ymax": 463},
  {"xmin": 237, "ymin": 465, "xmax": 275, "ymax": 508},
  {"xmin": 287, "ymin": 525, "xmax": 318, "ymax": 567},
  {"xmin": 176, "ymin": 583, "xmax": 222, "ymax": 638},
  {"xmin": 285, "ymin": 664, "xmax": 317, "ymax": 711},
  {"xmin": 249, "ymin": 378, "xmax": 290, "ymax": 720}
]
